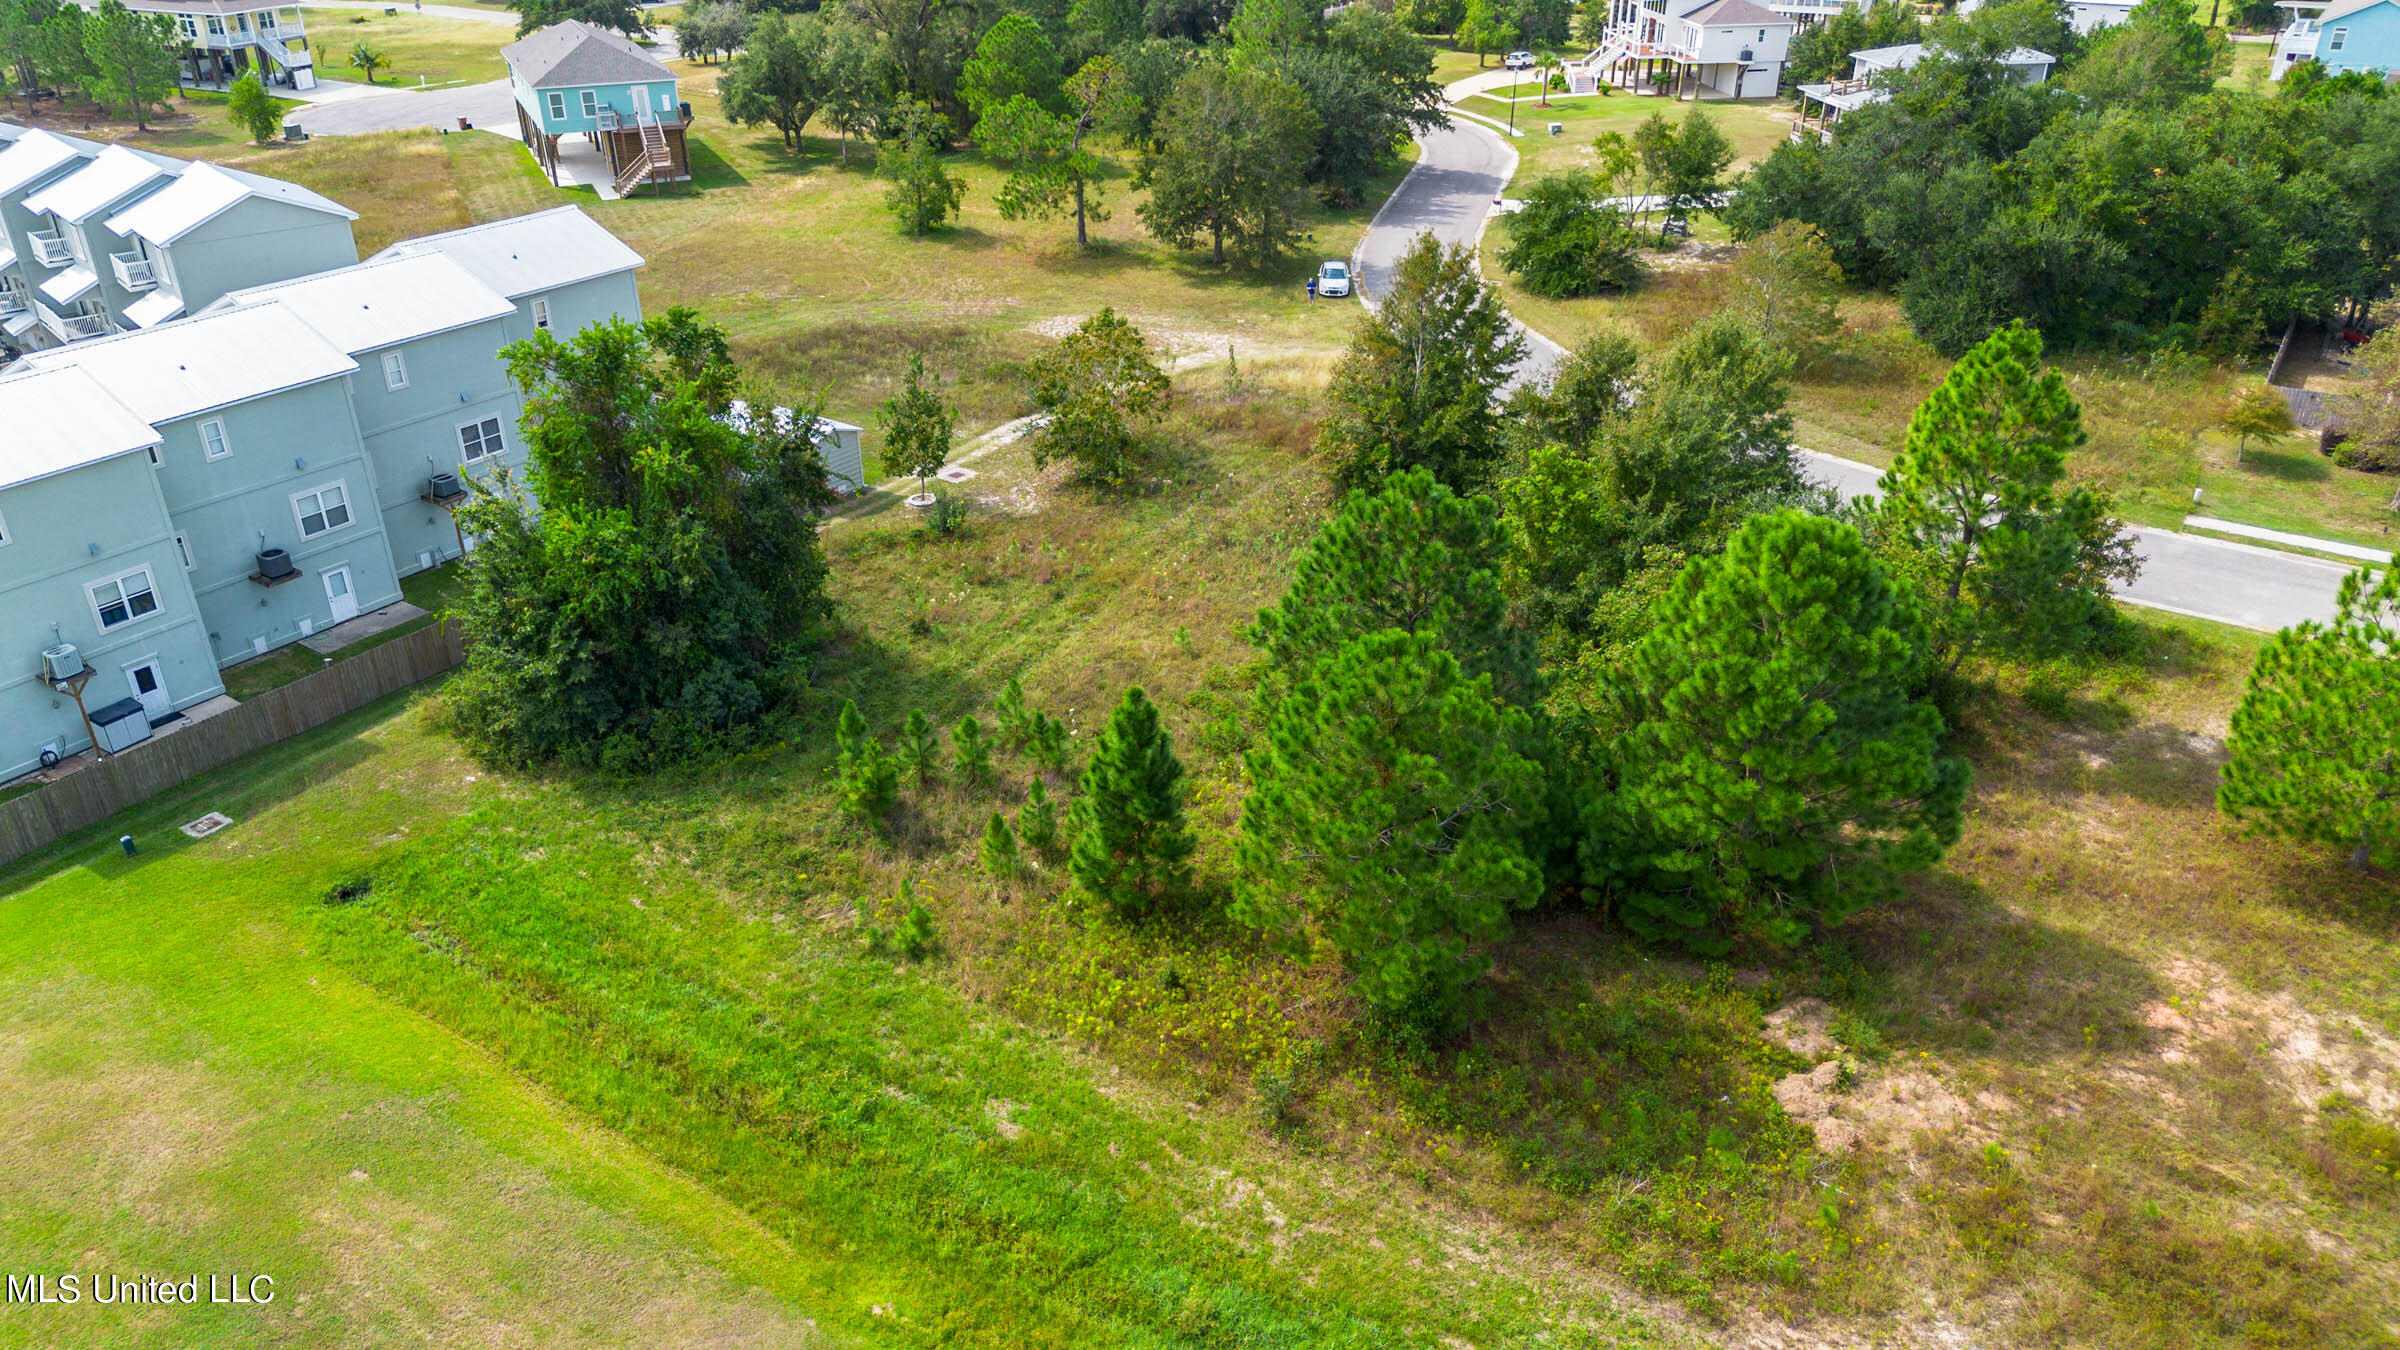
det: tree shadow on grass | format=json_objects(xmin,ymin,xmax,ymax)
[
  {"xmin": 682, "ymin": 135, "xmax": 748, "ymax": 189},
  {"xmin": 1835, "ymin": 871, "xmax": 2166, "ymax": 1062},
  {"xmin": 2231, "ymin": 444, "xmax": 2332, "ymax": 484}
]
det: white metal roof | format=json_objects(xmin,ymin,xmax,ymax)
[
  {"xmin": 38, "ymin": 264, "xmax": 97, "ymax": 305},
  {"xmin": 21, "ymin": 146, "xmax": 169, "ymax": 224},
  {"xmin": 216, "ymin": 252, "xmax": 514, "ymax": 354},
  {"xmin": 122, "ymin": 290, "xmax": 186, "ymax": 329},
  {"xmin": 371, "ymin": 206, "xmax": 643, "ymax": 299},
  {"xmin": 0, "ymin": 365, "xmax": 163, "ymax": 492},
  {"xmin": 105, "ymin": 160, "xmax": 357, "ymax": 247},
  {"xmin": 15, "ymin": 302, "xmax": 358, "ymax": 424},
  {"xmin": 0, "ymin": 129, "xmax": 87, "ymax": 198}
]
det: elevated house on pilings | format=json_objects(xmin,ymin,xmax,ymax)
[
  {"xmin": 502, "ymin": 20, "xmax": 692, "ymax": 199},
  {"xmin": 1567, "ymin": 0, "xmax": 1794, "ymax": 100}
]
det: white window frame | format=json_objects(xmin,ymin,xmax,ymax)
[
  {"xmin": 178, "ymin": 14, "xmax": 196, "ymax": 38},
  {"xmin": 146, "ymin": 444, "xmax": 162, "ymax": 467},
  {"xmin": 530, "ymin": 295, "xmax": 552, "ymax": 331},
  {"xmin": 381, "ymin": 348, "xmax": 409, "ymax": 391},
  {"xmin": 2327, "ymin": 25, "xmax": 2348, "ymax": 50},
  {"xmin": 579, "ymin": 89, "xmax": 599, "ymax": 119},
  {"xmin": 0, "ymin": 507, "xmax": 10, "ymax": 547},
  {"xmin": 458, "ymin": 414, "xmax": 505, "ymax": 463},
  {"xmin": 199, "ymin": 417, "xmax": 230, "ymax": 460},
  {"xmin": 291, "ymin": 480, "xmax": 352, "ymax": 539},
  {"xmin": 173, "ymin": 531, "xmax": 194, "ymax": 571},
  {"xmin": 87, "ymin": 566, "xmax": 161, "ymax": 632},
  {"xmin": 205, "ymin": 14, "xmax": 224, "ymax": 34},
  {"xmin": 546, "ymin": 90, "xmax": 566, "ymax": 120}
]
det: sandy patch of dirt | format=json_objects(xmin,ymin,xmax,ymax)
[
  {"xmin": 2142, "ymin": 957, "xmax": 2400, "ymax": 1116},
  {"xmin": 984, "ymin": 1098, "xmax": 1025, "ymax": 1140},
  {"xmin": 1763, "ymin": 998, "xmax": 1837, "ymax": 1058},
  {"xmin": 1773, "ymin": 1061, "xmax": 2014, "ymax": 1155}
]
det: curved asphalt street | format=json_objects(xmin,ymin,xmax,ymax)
[{"xmin": 1352, "ymin": 110, "xmax": 2368, "ymax": 632}]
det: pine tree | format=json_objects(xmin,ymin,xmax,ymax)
[
  {"xmin": 898, "ymin": 707, "xmax": 940, "ymax": 786},
  {"xmin": 2218, "ymin": 561, "xmax": 2400, "ymax": 871},
  {"xmin": 1599, "ymin": 511, "xmax": 1969, "ymax": 952},
  {"xmin": 993, "ymin": 675, "xmax": 1032, "ymax": 748},
  {"xmin": 1876, "ymin": 321, "xmax": 2136, "ymax": 668},
  {"xmin": 833, "ymin": 700, "xmax": 900, "ymax": 824},
  {"xmin": 1069, "ymin": 686, "xmax": 1197, "ymax": 916},
  {"xmin": 1018, "ymin": 776, "xmax": 1060, "ymax": 855},
  {"xmin": 952, "ymin": 715, "xmax": 994, "ymax": 790},
  {"xmin": 1249, "ymin": 466, "xmax": 1537, "ymax": 708},
  {"xmin": 980, "ymin": 810, "xmax": 1023, "ymax": 880},
  {"xmin": 1233, "ymin": 630, "xmax": 1545, "ymax": 1032},
  {"xmin": 1025, "ymin": 712, "xmax": 1072, "ymax": 774}
]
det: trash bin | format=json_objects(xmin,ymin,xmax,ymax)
[
  {"xmin": 456, "ymin": 115, "xmax": 472, "ymax": 131},
  {"xmin": 283, "ymin": 120, "xmax": 307, "ymax": 142},
  {"xmin": 90, "ymin": 698, "xmax": 152, "ymax": 754}
]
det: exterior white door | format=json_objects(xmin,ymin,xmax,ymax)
[
  {"xmin": 123, "ymin": 658, "xmax": 171, "ymax": 721},
  {"xmin": 632, "ymin": 85, "xmax": 651, "ymax": 114},
  {"xmin": 324, "ymin": 566, "xmax": 359, "ymax": 623}
]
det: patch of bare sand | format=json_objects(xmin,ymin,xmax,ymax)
[
  {"xmin": 2141, "ymin": 956, "xmax": 2400, "ymax": 1116},
  {"xmin": 1772, "ymin": 1060, "xmax": 2016, "ymax": 1156}
]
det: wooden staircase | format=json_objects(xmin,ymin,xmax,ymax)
[{"xmin": 611, "ymin": 109, "xmax": 674, "ymax": 197}]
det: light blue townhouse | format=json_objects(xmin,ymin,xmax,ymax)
[
  {"xmin": 215, "ymin": 252, "xmax": 528, "ymax": 578},
  {"xmin": 15, "ymin": 304, "xmax": 402, "ymax": 674},
  {"xmin": 0, "ymin": 365, "xmax": 224, "ymax": 772},
  {"xmin": 0, "ymin": 124, "xmax": 357, "ymax": 354},
  {"xmin": 2, "ymin": 196, "xmax": 649, "ymax": 781},
  {"xmin": 373, "ymin": 205, "xmax": 646, "ymax": 348},
  {"xmin": 502, "ymin": 20, "xmax": 692, "ymax": 196}
]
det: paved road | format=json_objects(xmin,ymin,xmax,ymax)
[
  {"xmin": 289, "ymin": 78, "xmax": 516, "ymax": 134},
  {"xmin": 1352, "ymin": 112, "xmax": 2363, "ymax": 632}
]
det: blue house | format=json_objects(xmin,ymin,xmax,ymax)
[
  {"xmin": 502, "ymin": 20, "xmax": 691, "ymax": 197},
  {"xmin": 2275, "ymin": 0, "xmax": 2400, "ymax": 77}
]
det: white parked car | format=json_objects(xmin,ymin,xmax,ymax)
[
  {"xmin": 1316, "ymin": 260, "xmax": 1351, "ymax": 297},
  {"xmin": 1504, "ymin": 50, "xmax": 1536, "ymax": 70}
]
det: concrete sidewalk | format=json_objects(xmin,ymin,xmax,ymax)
[{"xmin": 2183, "ymin": 515, "xmax": 2396, "ymax": 565}]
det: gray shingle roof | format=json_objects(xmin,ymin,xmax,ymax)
[{"xmin": 501, "ymin": 20, "xmax": 673, "ymax": 89}]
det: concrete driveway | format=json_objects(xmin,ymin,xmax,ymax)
[
  {"xmin": 288, "ymin": 78, "xmax": 517, "ymax": 135},
  {"xmin": 1353, "ymin": 110, "xmax": 2362, "ymax": 633}
]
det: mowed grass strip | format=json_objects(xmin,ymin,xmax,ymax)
[{"xmin": 0, "ymin": 696, "xmax": 835, "ymax": 1348}]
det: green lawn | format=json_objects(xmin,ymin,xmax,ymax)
[{"xmin": 312, "ymin": 12, "xmax": 515, "ymax": 88}]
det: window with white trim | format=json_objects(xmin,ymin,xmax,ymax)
[
  {"xmin": 531, "ymin": 296, "xmax": 552, "ymax": 331},
  {"xmin": 0, "ymin": 508, "xmax": 10, "ymax": 546},
  {"xmin": 381, "ymin": 348, "xmax": 409, "ymax": 391},
  {"xmin": 2328, "ymin": 25, "xmax": 2348, "ymax": 49},
  {"xmin": 205, "ymin": 14, "xmax": 223, "ymax": 34},
  {"xmin": 459, "ymin": 415, "xmax": 505, "ymax": 462},
  {"xmin": 547, "ymin": 90, "xmax": 566, "ymax": 120},
  {"xmin": 199, "ymin": 418, "xmax": 230, "ymax": 460},
  {"xmin": 580, "ymin": 89, "xmax": 599, "ymax": 119},
  {"xmin": 178, "ymin": 14, "xmax": 196, "ymax": 37},
  {"xmin": 146, "ymin": 444, "xmax": 161, "ymax": 467},
  {"xmin": 293, "ymin": 482, "xmax": 352, "ymax": 538},
  {"xmin": 88, "ymin": 567, "xmax": 160, "ymax": 631},
  {"xmin": 174, "ymin": 532, "xmax": 194, "ymax": 571}
]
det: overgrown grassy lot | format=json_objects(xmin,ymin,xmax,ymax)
[
  {"xmin": 7, "ymin": 389, "xmax": 2398, "ymax": 1346},
  {"xmin": 6, "ymin": 58, "xmax": 2398, "ymax": 1350},
  {"xmin": 1478, "ymin": 91, "xmax": 1794, "ymax": 176},
  {"xmin": 312, "ymin": 12, "xmax": 516, "ymax": 88}
]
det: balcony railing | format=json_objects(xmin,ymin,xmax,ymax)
[
  {"xmin": 110, "ymin": 252, "xmax": 159, "ymax": 291},
  {"xmin": 38, "ymin": 305, "xmax": 112, "ymax": 342},
  {"xmin": 0, "ymin": 289, "xmax": 26, "ymax": 315},
  {"xmin": 27, "ymin": 231, "xmax": 73, "ymax": 268}
]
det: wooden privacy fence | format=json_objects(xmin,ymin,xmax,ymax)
[{"xmin": 0, "ymin": 621, "xmax": 467, "ymax": 867}]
